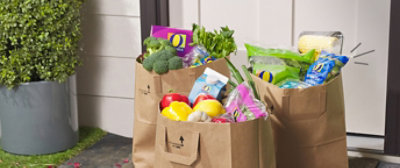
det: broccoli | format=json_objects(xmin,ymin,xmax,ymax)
[
  {"xmin": 141, "ymin": 41, "xmax": 183, "ymax": 73},
  {"xmin": 143, "ymin": 36, "xmax": 177, "ymax": 58},
  {"xmin": 168, "ymin": 56, "xmax": 183, "ymax": 70},
  {"xmin": 153, "ymin": 60, "xmax": 169, "ymax": 74},
  {"xmin": 142, "ymin": 56, "xmax": 155, "ymax": 71},
  {"xmin": 159, "ymin": 39, "xmax": 171, "ymax": 46},
  {"xmin": 164, "ymin": 45, "xmax": 177, "ymax": 55},
  {"xmin": 158, "ymin": 50, "xmax": 176, "ymax": 60}
]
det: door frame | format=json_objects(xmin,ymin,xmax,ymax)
[
  {"xmin": 139, "ymin": 0, "xmax": 169, "ymax": 52},
  {"xmin": 384, "ymin": 0, "xmax": 400, "ymax": 156}
]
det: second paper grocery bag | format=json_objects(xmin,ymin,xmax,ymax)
[
  {"xmin": 132, "ymin": 57, "xmax": 230, "ymax": 168},
  {"xmin": 252, "ymin": 74, "xmax": 348, "ymax": 168},
  {"xmin": 154, "ymin": 115, "xmax": 276, "ymax": 168}
]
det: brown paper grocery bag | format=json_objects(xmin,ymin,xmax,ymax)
[
  {"xmin": 155, "ymin": 115, "xmax": 276, "ymax": 168},
  {"xmin": 132, "ymin": 57, "xmax": 230, "ymax": 168},
  {"xmin": 251, "ymin": 74, "xmax": 348, "ymax": 168}
]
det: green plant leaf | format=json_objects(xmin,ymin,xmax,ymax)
[{"xmin": 0, "ymin": 0, "xmax": 84, "ymax": 88}]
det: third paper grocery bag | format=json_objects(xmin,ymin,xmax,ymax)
[{"xmin": 252, "ymin": 74, "xmax": 348, "ymax": 168}]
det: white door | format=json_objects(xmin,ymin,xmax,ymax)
[{"xmin": 170, "ymin": 0, "xmax": 391, "ymax": 136}]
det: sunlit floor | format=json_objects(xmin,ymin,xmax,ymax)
[
  {"xmin": 56, "ymin": 133, "xmax": 400, "ymax": 168},
  {"xmin": 347, "ymin": 134, "xmax": 385, "ymax": 152}
]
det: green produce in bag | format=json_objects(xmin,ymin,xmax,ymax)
[
  {"xmin": 245, "ymin": 43, "xmax": 315, "ymax": 79},
  {"xmin": 252, "ymin": 63, "xmax": 300, "ymax": 85},
  {"xmin": 245, "ymin": 43, "xmax": 315, "ymax": 64}
]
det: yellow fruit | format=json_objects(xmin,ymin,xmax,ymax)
[
  {"xmin": 193, "ymin": 100, "xmax": 225, "ymax": 118},
  {"xmin": 161, "ymin": 101, "xmax": 193, "ymax": 121}
]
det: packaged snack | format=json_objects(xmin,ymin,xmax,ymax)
[
  {"xmin": 278, "ymin": 79, "xmax": 312, "ymax": 89},
  {"xmin": 225, "ymin": 84, "xmax": 267, "ymax": 122},
  {"xmin": 151, "ymin": 25, "xmax": 194, "ymax": 58},
  {"xmin": 186, "ymin": 45, "xmax": 210, "ymax": 67},
  {"xmin": 252, "ymin": 63, "xmax": 300, "ymax": 84},
  {"xmin": 298, "ymin": 31, "xmax": 343, "ymax": 60},
  {"xmin": 188, "ymin": 68, "xmax": 229, "ymax": 103},
  {"xmin": 304, "ymin": 51, "xmax": 349, "ymax": 86},
  {"xmin": 191, "ymin": 55, "xmax": 216, "ymax": 67}
]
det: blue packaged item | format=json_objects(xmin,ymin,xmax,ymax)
[
  {"xmin": 278, "ymin": 79, "xmax": 311, "ymax": 89},
  {"xmin": 192, "ymin": 56, "xmax": 216, "ymax": 67},
  {"xmin": 305, "ymin": 51, "xmax": 349, "ymax": 86},
  {"xmin": 188, "ymin": 68, "xmax": 229, "ymax": 103}
]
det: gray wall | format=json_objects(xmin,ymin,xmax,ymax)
[{"xmin": 77, "ymin": 0, "xmax": 141, "ymax": 137}]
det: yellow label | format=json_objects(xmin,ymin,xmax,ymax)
[
  {"xmin": 167, "ymin": 33, "xmax": 186, "ymax": 49},
  {"xmin": 313, "ymin": 63, "xmax": 324, "ymax": 72}
]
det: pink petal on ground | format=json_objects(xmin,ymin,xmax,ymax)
[
  {"xmin": 115, "ymin": 163, "xmax": 121, "ymax": 168},
  {"xmin": 74, "ymin": 162, "xmax": 80, "ymax": 168},
  {"xmin": 123, "ymin": 158, "xmax": 129, "ymax": 163}
]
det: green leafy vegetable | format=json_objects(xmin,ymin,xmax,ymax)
[
  {"xmin": 224, "ymin": 57, "xmax": 260, "ymax": 100},
  {"xmin": 241, "ymin": 65, "xmax": 259, "ymax": 100},
  {"xmin": 224, "ymin": 57, "xmax": 244, "ymax": 84},
  {"xmin": 191, "ymin": 24, "xmax": 237, "ymax": 58}
]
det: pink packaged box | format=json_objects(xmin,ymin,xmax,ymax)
[{"xmin": 151, "ymin": 25, "xmax": 194, "ymax": 58}]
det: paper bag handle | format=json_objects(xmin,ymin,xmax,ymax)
[{"xmin": 161, "ymin": 127, "xmax": 200, "ymax": 166}]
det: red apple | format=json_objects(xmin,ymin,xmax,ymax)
[
  {"xmin": 160, "ymin": 93, "xmax": 189, "ymax": 110},
  {"xmin": 193, "ymin": 94, "xmax": 216, "ymax": 107}
]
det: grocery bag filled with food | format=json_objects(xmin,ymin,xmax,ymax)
[
  {"xmin": 247, "ymin": 31, "xmax": 348, "ymax": 168},
  {"xmin": 154, "ymin": 65, "xmax": 276, "ymax": 168},
  {"xmin": 132, "ymin": 24, "xmax": 236, "ymax": 167}
]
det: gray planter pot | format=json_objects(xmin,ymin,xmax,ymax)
[{"xmin": 0, "ymin": 76, "xmax": 79, "ymax": 155}]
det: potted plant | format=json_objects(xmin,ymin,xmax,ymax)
[{"xmin": 0, "ymin": 0, "xmax": 84, "ymax": 155}]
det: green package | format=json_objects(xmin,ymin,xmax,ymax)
[
  {"xmin": 252, "ymin": 63, "xmax": 300, "ymax": 84},
  {"xmin": 245, "ymin": 44, "xmax": 315, "ymax": 64},
  {"xmin": 245, "ymin": 43, "xmax": 315, "ymax": 81}
]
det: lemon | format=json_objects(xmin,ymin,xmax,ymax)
[{"xmin": 193, "ymin": 100, "xmax": 225, "ymax": 118}]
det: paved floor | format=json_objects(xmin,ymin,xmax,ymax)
[
  {"xmin": 349, "ymin": 157, "xmax": 400, "ymax": 168},
  {"xmin": 60, "ymin": 133, "xmax": 400, "ymax": 168},
  {"xmin": 60, "ymin": 134, "xmax": 133, "ymax": 168}
]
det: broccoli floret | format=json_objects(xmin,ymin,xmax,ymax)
[
  {"xmin": 159, "ymin": 39, "xmax": 171, "ymax": 46},
  {"xmin": 143, "ymin": 36, "xmax": 156, "ymax": 45},
  {"xmin": 153, "ymin": 60, "xmax": 169, "ymax": 74},
  {"xmin": 143, "ymin": 37, "xmax": 177, "ymax": 58},
  {"xmin": 142, "ymin": 56, "xmax": 155, "ymax": 71},
  {"xmin": 168, "ymin": 56, "xmax": 183, "ymax": 70},
  {"xmin": 164, "ymin": 46, "xmax": 177, "ymax": 55},
  {"xmin": 148, "ymin": 51, "xmax": 161, "ymax": 59},
  {"xmin": 143, "ymin": 37, "xmax": 161, "ymax": 58},
  {"xmin": 158, "ymin": 50, "xmax": 176, "ymax": 60},
  {"xmin": 143, "ymin": 52, "xmax": 150, "ymax": 59}
]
